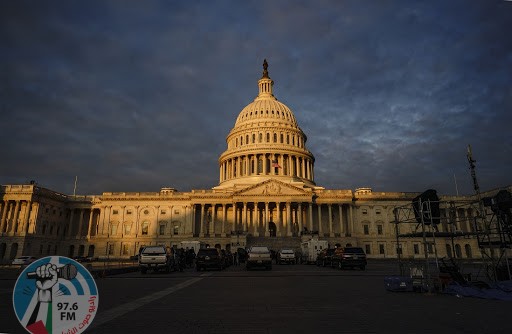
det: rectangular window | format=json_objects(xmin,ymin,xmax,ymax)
[
  {"xmin": 379, "ymin": 244, "xmax": 385, "ymax": 255},
  {"xmin": 174, "ymin": 210, "xmax": 180, "ymax": 214},
  {"xmin": 376, "ymin": 209, "xmax": 381, "ymax": 215},
  {"xmin": 124, "ymin": 224, "xmax": 131, "ymax": 235},
  {"xmin": 365, "ymin": 244, "xmax": 371, "ymax": 254},
  {"xmin": 112, "ymin": 210, "xmax": 119, "ymax": 215},
  {"xmin": 413, "ymin": 244, "xmax": 419, "ymax": 255},
  {"xmin": 159, "ymin": 225, "xmax": 165, "ymax": 235},
  {"xmin": 160, "ymin": 210, "xmax": 166, "ymax": 215},
  {"xmin": 363, "ymin": 225, "xmax": 369, "ymax": 235},
  {"xmin": 122, "ymin": 244, "xmax": 129, "ymax": 255},
  {"xmin": 108, "ymin": 244, "xmax": 114, "ymax": 255},
  {"xmin": 126, "ymin": 210, "xmax": 132, "ymax": 215},
  {"xmin": 173, "ymin": 226, "xmax": 179, "ymax": 235},
  {"xmin": 377, "ymin": 225, "xmax": 383, "ymax": 235},
  {"xmin": 362, "ymin": 209, "xmax": 368, "ymax": 215}
]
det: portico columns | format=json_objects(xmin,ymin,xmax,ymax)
[
  {"xmin": 221, "ymin": 204, "xmax": 226, "ymax": 235},
  {"xmin": 243, "ymin": 202, "xmax": 248, "ymax": 232},
  {"xmin": 68, "ymin": 209, "xmax": 75, "ymax": 237},
  {"xmin": 210, "ymin": 205, "xmax": 215, "ymax": 235},
  {"xmin": 298, "ymin": 203, "xmax": 303, "ymax": 233},
  {"xmin": 199, "ymin": 204, "xmax": 205, "ymax": 236},
  {"xmin": 308, "ymin": 203, "xmax": 313, "ymax": 231},
  {"xmin": 12, "ymin": 200, "xmax": 21, "ymax": 233},
  {"xmin": 328, "ymin": 204, "xmax": 334, "ymax": 237},
  {"xmin": 317, "ymin": 204, "xmax": 323, "ymax": 235},
  {"xmin": 77, "ymin": 209, "xmax": 84, "ymax": 238},
  {"xmin": 0, "ymin": 201, "xmax": 8, "ymax": 233},
  {"xmin": 265, "ymin": 202, "xmax": 270, "ymax": 237},
  {"xmin": 286, "ymin": 202, "xmax": 291, "ymax": 236},
  {"xmin": 339, "ymin": 205, "xmax": 344, "ymax": 236}
]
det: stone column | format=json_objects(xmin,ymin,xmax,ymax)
[
  {"xmin": 265, "ymin": 202, "xmax": 270, "ymax": 236},
  {"xmin": 298, "ymin": 203, "xmax": 303, "ymax": 233},
  {"xmin": 0, "ymin": 201, "xmax": 8, "ymax": 233},
  {"xmin": 349, "ymin": 205, "xmax": 354, "ymax": 236},
  {"xmin": 86, "ymin": 209, "xmax": 94, "ymax": 239},
  {"xmin": 339, "ymin": 205, "xmax": 344, "ymax": 236},
  {"xmin": 264, "ymin": 154, "xmax": 268, "ymax": 175},
  {"xmin": 286, "ymin": 202, "xmax": 292, "ymax": 236},
  {"xmin": 328, "ymin": 204, "xmax": 334, "ymax": 237},
  {"xmin": 68, "ymin": 209, "xmax": 75, "ymax": 237},
  {"xmin": 243, "ymin": 202, "xmax": 248, "ymax": 232},
  {"xmin": 199, "ymin": 204, "xmax": 205, "ymax": 236},
  {"xmin": 77, "ymin": 209, "xmax": 85, "ymax": 238},
  {"xmin": 209, "ymin": 205, "xmax": 215, "ymax": 235},
  {"xmin": 276, "ymin": 202, "xmax": 281, "ymax": 236},
  {"xmin": 317, "ymin": 204, "xmax": 323, "ymax": 235},
  {"xmin": 308, "ymin": 203, "xmax": 313, "ymax": 231},
  {"xmin": 21, "ymin": 201, "xmax": 32, "ymax": 235},
  {"xmin": 12, "ymin": 200, "xmax": 21, "ymax": 233},
  {"xmin": 221, "ymin": 204, "xmax": 226, "ymax": 235}
]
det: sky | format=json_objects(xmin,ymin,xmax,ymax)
[{"xmin": 1, "ymin": 0, "xmax": 511, "ymax": 196}]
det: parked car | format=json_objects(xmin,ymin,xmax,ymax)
[
  {"xmin": 246, "ymin": 246, "xmax": 272, "ymax": 270},
  {"xmin": 138, "ymin": 245, "xmax": 172, "ymax": 274},
  {"xmin": 73, "ymin": 256, "xmax": 93, "ymax": 263},
  {"xmin": 278, "ymin": 249, "xmax": 296, "ymax": 264},
  {"xmin": 331, "ymin": 247, "xmax": 367, "ymax": 270},
  {"xmin": 196, "ymin": 248, "xmax": 224, "ymax": 271},
  {"xmin": 12, "ymin": 256, "xmax": 37, "ymax": 265},
  {"xmin": 316, "ymin": 248, "xmax": 335, "ymax": 267}
]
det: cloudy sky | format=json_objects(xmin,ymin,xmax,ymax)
[{"xmin": 1, "ymin": 0, "xmax": 511, "ymax": 196}]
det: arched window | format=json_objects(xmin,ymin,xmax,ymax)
[
  {"xmin": 266, "ymin": 133, "xmax": 270, "ymax": 142},
  {"xmin": 280, "ymin": 133, "xmax": 284, "ymax": 143},
  {"xmin": 446, "ymin": 244, "xmax": 453, "ymax": 258},
  {"xmin": 236, "ymin": 138, "xmax": 238, "ymax": 147},
  {"xmin": 246, "ymin": 135, "xmax": 249, "ymax": 144},
  {"xmin": 455, "ymin": 244, "xmax": 462, "ymax": 258},
  {"xmin": 273, "ymin": 133, "xmax": 277, "ymax": 142},
  {"xmin": 252, "ymin": 134, "xmax": 255, "ymax": 143},
  {"xmin": 287, "ymin": 134, "xmax": 290, "ymax": 144},
  {"xmin": 259, "ymin": 133, "xmax": 263, "ymax": 142},
  {"xmin": 464, "ymin": 244, "xmax": 472, "ymax": 258}
]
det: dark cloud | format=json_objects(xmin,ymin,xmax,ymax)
[{"xmin": 1, "ymin": 0, "xmax": 511, "ymax": 196}]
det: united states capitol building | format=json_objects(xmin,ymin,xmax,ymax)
[{"xmin": 0, "ymin": 61, "xmax": 507, "ymax": 263}]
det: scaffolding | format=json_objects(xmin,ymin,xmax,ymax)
[{"xmin": 392, "ymin": 190, "xmax": 512, "ymax": 292}]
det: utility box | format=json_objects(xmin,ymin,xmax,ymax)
[{"xmin": 300, "ymin": 236, "xmax": 328, "ymax": 264}]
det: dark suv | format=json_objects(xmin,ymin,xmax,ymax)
[
  {"xmin": 331, "ymin": 247, "xmax": 367, "ymax": 270},
  {"xmin": 196, "ymin": 248, "xmax": 224, "ymax": 271},
  {"xmin": 316, "ymin": 248, "xmax": 335, "ymax": 267}
]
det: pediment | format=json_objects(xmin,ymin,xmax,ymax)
[{"xmin": 233, "ymin": 179, "xmax": 310, "ymax": 197}]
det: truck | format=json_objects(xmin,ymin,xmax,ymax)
[
  {"xmin": 138, "ymin": 245, "xmax": 172, "ymax": 274},
  {"xmin": 246, "ymin": 246, "xmax": 272, "ymax": 270},
  {"xmin": 179, "ymin": 240, "xmax": 206, "ymax": 254},
  {"xmin": 301, "ymin": 237, "xmax": 328, "ymax": 264}
]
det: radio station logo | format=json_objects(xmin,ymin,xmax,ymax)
[{"xmin": 12, "ymin": 256, "xmax": 99, "ymax": 334}]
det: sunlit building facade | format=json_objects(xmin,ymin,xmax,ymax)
[{"xmin": 0, "ymin": 61, "xmax": 505, "ymax": 262}]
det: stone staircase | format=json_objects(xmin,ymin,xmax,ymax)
[{"xmin": 246, "ymin": 236, "xmax": 302, "ymax": 251}]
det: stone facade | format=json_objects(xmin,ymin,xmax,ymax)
[{"xmin": 0, "ymin": 61, "xmax": 505, "ymax": 262}]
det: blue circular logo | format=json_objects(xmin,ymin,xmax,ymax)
[{"xmin": 12, "ymin": 256, "xmax": 99, "ymax": 334}]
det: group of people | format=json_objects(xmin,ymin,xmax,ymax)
[{"xmin": 166, "ymin": 247, "xmax": 196, "ymax": 272}]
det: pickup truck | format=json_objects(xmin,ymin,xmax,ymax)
[
  {"xmin": 138, "ymin": 245, "xmax": 172, "ymax": 274},
  {"xmin": 278, "ymin": 249, "xmax": 296, "ymax": 264},
  {"xmin": 246, "ymin": 246, "xmax": 272, "ymax": 270}
]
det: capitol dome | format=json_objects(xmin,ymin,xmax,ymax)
[{"xmin": 216, "ymin": 60, "xmax": 316, "ymax": 189}]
